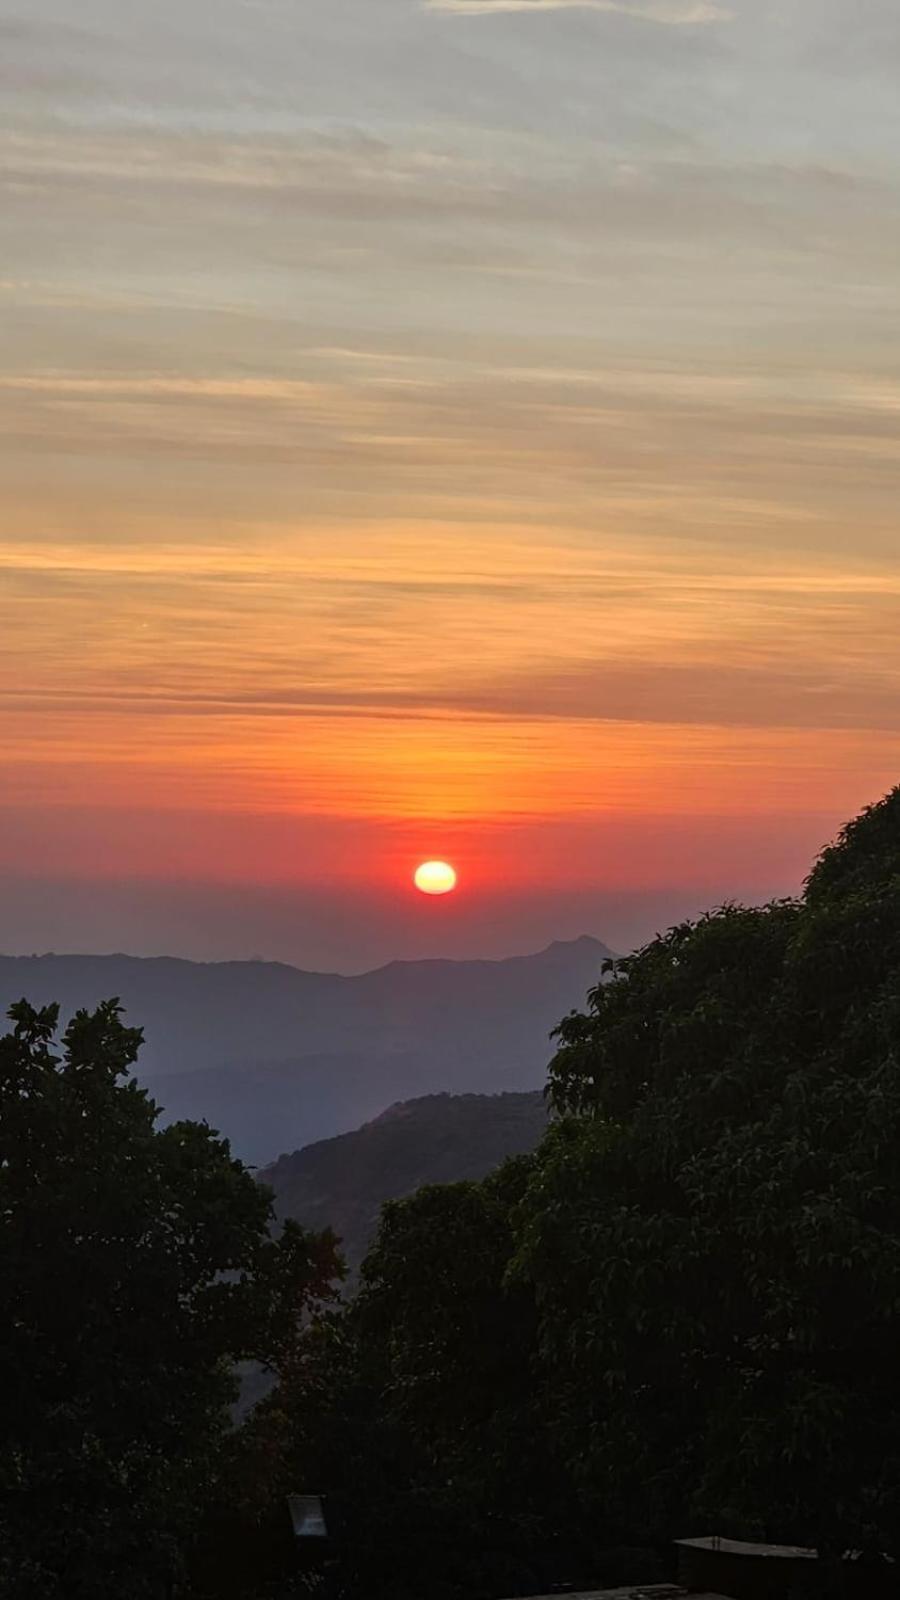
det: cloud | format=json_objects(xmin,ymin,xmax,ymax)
[{"xmin": 425, "ymin": 0, "xmax": 729, "ymax": 23}]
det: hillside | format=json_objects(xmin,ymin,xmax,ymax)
[
  {"xmin": 261, "ymin": 1090, "xmax": 549, "ymax": 1277},
  {"xmin": 0, "ymin": 937, "xmax": 612, "ymax": 1163}
]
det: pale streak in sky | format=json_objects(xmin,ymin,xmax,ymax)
[{"xmin": 425, "ymin": 2, "xmax": 729, "ymax": 21}]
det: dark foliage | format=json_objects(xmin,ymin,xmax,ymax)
[
  {"xmin": 531, "ymin": 784, "xmax": 900, "ymax": 1555},
  {"xmin": 0, "ymin": 999, "xmax": 341, "ymax": 1600},
  {"xmin": 235, "ymin": 1163, "xmax": 606, "ymax": 1599},
  {"xmin": 253, "ymin": 786, "xmax": 900, "ymax": 1596}
]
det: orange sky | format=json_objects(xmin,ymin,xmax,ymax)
[{"xmin": 2, "ymin": 0, "xmax": 900, "ymax": 966}]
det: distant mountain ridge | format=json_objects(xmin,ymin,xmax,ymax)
[
  {"xmin": 261, "ymin": 1090, "xmax": 550, "ymax": 1277},
  {"xmin": 0, "ymin": 937, "xmax": 613, "ymax": 1163}
]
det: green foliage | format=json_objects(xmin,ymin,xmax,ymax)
[
  {"xmin": 251, "ymin": 1164, "xmax": 603, "ymax": 1599},
  {"xmin": 261, "ymin": 785, "xmax": 900, "ymax": 1595},
  {"xmin": 547, "ymin": 900, "xmax": 801, "ymax": 1124},
  {"xmin": 0, "ymin": 999, "xmax": 342, "ymax": 1600},
  {"xmin": 525, "ymin": 783, "xmax": 900, "ymax": 1555}
]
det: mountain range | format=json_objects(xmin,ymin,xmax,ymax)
[{"xmin": 0, "ymin": 936, "xmax": 612, "ymax": 1164}]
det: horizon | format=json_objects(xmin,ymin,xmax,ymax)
[
  {"xmin": 0, "ymin": 792, "xmax": 862, "ymax": 968},
  {"xmin": 0, "ymin": 928, "xmax": 612, "ymax": 977},
  {"xmin": 0, "ymin": 858, "xmax": 823, "ymax": 973}
]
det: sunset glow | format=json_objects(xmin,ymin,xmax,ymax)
[{"xmin": 2, "ymin": 0, "xmax": 899, "ymax": 969}]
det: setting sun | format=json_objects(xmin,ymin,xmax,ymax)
[{"xmin": 414, "ymin": 861, "xmax": 458, "ymax": 896}]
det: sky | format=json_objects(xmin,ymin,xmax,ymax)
[{"xmin": 2, "ymin": 0, "xmax": 899, "ymax": 970}]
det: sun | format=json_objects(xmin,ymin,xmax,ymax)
[{"xmin": 414, "ymin": 860, "xmax": 458, "ymax": 896}]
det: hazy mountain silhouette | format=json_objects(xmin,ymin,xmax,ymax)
[
  {"xmin": 0, "ymin": 936, "xmax": 612, "ymax": 1163},
  {"xmin": 262, "ymin": 1090, "xmax": 549, "ymax": 1279}
]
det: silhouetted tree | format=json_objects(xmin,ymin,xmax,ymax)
[
  {"xmin": 526, "ymin": 785, "xmax": 900, "ymax": 1554},
  {"xmin": 0, "ymin": 998, "xmax": 341, "ymax": 1600},
  {"xmin": 268, "ymin": 788, "xmax": 900, "ymax": 1594}
]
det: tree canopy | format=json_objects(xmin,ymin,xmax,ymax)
[
  {"xmin": 527, "ymin": 787, "xmax": 900, "ymax": 1558},
  {"xmin": 0, "ymin": 998, "xmax": 342, "ymax": 1599},
  {"xmin": 273, "ymin": 786, "xmax": 900, "ymax": 1595}
]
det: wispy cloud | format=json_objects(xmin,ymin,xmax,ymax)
[{"xmin": 425, "ymin": 0, "xmax": 729, "ymax": 24}]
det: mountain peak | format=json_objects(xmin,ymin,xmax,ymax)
[{"xmin": 366, "ymin": 933, "xmax": 614, "ymax": 979}]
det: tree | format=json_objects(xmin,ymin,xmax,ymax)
[
  {"xmin": 219, "ymin": 785, "xmax": 900, "ymax": 1592},
  {"xmin": 256, "ymin": 1162, "xmax": 605, "ymax": 1600},
  {"xmin": 514, "ymin": 785, "xmax": 900, "ymax": 1557},
  {"xmin": 0, "ymin": 999, "xmax": 342, "ymax": 1600}
]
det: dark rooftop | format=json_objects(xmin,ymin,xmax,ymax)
[{"xmin": 675, "ymin": 1537, "xmax": 817, "ymax": 1561}]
